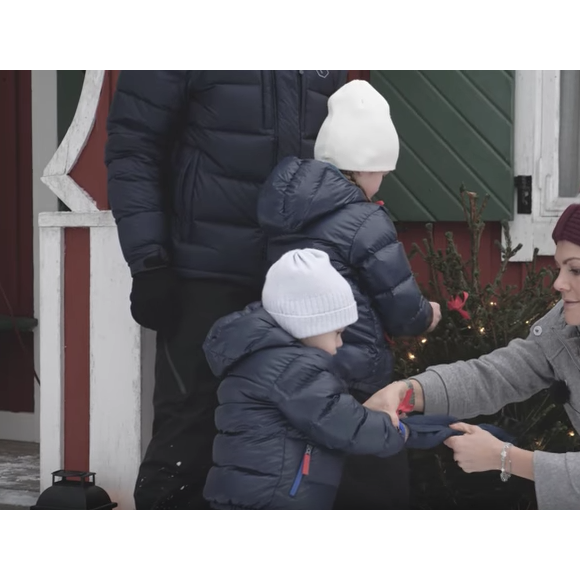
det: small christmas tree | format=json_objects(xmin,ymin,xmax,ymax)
[{"xmin": 394, "ymin": 187, "xmax": 580, "ymax": 509}]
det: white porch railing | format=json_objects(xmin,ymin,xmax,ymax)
[{"xmin": 38, "ymin": 210, "xmax": 154, "ymax": 509}]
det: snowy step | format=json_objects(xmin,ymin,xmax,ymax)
[
  {"xmin": 0, "ymin": 488, "xmax": 38, "ymax": 509},
  {"xmin": 0, "ymin": 439, "xmax": 39, "ymax": 510}
]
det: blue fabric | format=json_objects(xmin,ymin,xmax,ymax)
[
  {"xmin": 257, "ymin": 158, "xmax": 433, "ymax": 395},
  {"xmin": 105, "ymin": 70, "xmax": 348, "ymax": 288},
  {"xmin": 402, "ymin": 414, "xmax": 517, "ymax": 450},
  {"xmin": 202, "ymin": 302, "xmax": 406, "ymax": 510}
]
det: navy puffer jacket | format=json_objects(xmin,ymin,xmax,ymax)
[
  {"xmin": 105, "ymin": 70, "xmax": 347, "ymax": 289},
  {"xmin": 258, "ymin": 158, "xmax": 433, "ymax": 395},
  {"xmin": 202, "ymin": 302, "xmax": 405, "ymax": 510}
]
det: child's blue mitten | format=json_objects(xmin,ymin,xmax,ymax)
[{"xmin": 401, "ymin": 415, "xmax": 516, "ymax": 450}]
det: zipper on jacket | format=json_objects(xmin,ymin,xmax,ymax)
[
  {"xmin": 163, "ymin": 338, "xmax": 188, "ymax": 396},
  {"xmin": 555, "ymin": 336, "xmax": 580, "ymax": 414},
  {"xmin": 176, "ymin": 155, "xmax": 194, "ymax": 239},
  {"xmin": 298, "ymin": 70, "xmax": 306, "ymax": 156},
  {"xmin": 271, "ymin": 71, "xmax": 279, "ymax": 161},
  {"xmin": 289, "ymin": 444, "xmax": 313, "ymax": 497},
  {"xmin": 261, "ymin": 71, "xmax": 274, "ymax": 130}
]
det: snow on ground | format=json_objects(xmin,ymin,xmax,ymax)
[{"xmin": 0, "ymin": 440, "xmax": 39, "ymax": 509}]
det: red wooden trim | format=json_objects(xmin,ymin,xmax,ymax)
[
  {"xmin": 69, "ymin": 71, "xmax": 117, "ymax": 211},
  {"xmin": 347, "ymin": 70, "xmax": 371, "ymax": 82},
  {"xmin": 110, "ymin": 70, "xmax": 120, "ymax": 95},
  {"xmin": 16, "ymin": 71, "xmax": 34, "ymax": 315},
  {"xmin": 64, "ymin": 228, "xmax": 91, "ymax": 472},
  {"xmin": 0, "ymin": 71, "xmax": 19, "ymax": 314}
]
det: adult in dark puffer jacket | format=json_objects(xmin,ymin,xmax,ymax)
[
  {"xmin": 203, "ymin": 249, "xmax": 407, "ymax": 509},
  {"xmin": 257, "ymin": 81, "xmax": 440, "ymax": 509},
  {"xmin": 105, "ymin": 70, "xmax": 347, "ymax": 510}
]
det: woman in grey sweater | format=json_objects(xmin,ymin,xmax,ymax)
[{"xmin": 380, "ymin": 203, "xmax": 580, "ymax": 509}]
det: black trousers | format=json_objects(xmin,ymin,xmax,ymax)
[
  {"xmin": 134, "ymin": 279, "xmax": 259, "ymax": 510},
  {"xmin": 332, "ymin": 389, "xmax": 410, "ymax": 510},
  {"xmin": 332, "ymin": 450, "xmax": 410, "ymax": 509}
]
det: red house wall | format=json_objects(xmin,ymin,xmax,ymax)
[
  {"xmin": 0, "ymin": 70, "xmax": 35, "ymax": 413},
  {"xmin": 398, "ymin": 222, "xmax": 553, "ymax": 291}
]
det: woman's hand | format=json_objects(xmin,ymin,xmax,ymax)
[
  {"xmin": 363, "ymin": 381, "xmax": 410, "ymax": 427},
  {"xmin": 444, "ymin": 423, "xmax": 505, "ymax": 473},
  {"xmin": 362, "ymin": 379, "xmax": 425, "ymax": 426}
]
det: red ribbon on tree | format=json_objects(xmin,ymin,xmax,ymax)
[{"xmin": 447, "ymin": 292, "xmax": 470, "ymax": 320}]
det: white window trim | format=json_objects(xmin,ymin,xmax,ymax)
[{"xmin": 508, "ymin": 70, "xmax": 580, "ymax": 262}]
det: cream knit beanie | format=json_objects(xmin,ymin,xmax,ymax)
[
  {"xmin": 262, "ymin": 249, "xmax": 358, "ymax": 339},
  {"xmin": 314, "ymin": 80, "xmax": 400, "ymax": 172}
]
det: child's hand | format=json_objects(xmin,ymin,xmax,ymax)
[
  {"xmin": 426, "ymin": 302, "xmax": 441, "ymax": 333},
  {"xmin": 363, "ymin": 383, "xmax": 407, "ymax": 427}
]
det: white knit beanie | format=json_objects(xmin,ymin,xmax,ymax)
[
  {"xmin": 262, "ymin": 249, "xmax": 358, "ymax": 339},
  {"xmin": 314, "ymin": 80, "xmax": 400, "ymax": 172}
]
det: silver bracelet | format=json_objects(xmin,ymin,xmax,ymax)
[{"xmin": 500, "ymin": 442, "xmax": 513, "ymax": 482}]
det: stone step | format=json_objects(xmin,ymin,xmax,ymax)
[{"xmin": 0, "ymin": 505, "xmax": 28, "ymax": 510}]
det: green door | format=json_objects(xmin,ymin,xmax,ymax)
[
  {"xmin": 58, "ymin": 70, "xmax": 85, "ymax": 144},
  {"xmin": 371, "ymin": 70, "xmax": 514, "ymax": 222}
]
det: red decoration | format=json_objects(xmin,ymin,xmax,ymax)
[
  {"xmin": 447, "ymin": 292, "xmax": 470, "ymax": 320},
  {"xmin": 397, "ymin": 388, "xmax": 414, "ymax": 415}
]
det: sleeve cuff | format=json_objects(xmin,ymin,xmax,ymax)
[
  {"xmin": 129, "ymin": 248, "xmax": 170, "ymax": 276},
  {"xmin": 412, "ymin": 370, "xmax": 450, "ymax": 415}
]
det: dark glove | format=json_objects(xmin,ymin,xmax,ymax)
[
  {"xmin": 549, "ymin": 380, "xmax": 571, "ymax": 405},
  {"xmin": 401, "ymin": 415, "xmax": 516, "ymax": 450},
  {"xmin": 130, "ymin": 267, "xmax": 180, "ymax": 335}
]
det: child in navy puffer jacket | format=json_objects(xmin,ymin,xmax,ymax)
[
  {"xmin": 202, "ymin": 249, "xmax": 409, "ymax": 509},
  {"xmin": 258, "ymin": 80, "xmax": 440, "ymax": 397},
  {"xmin": 257, "ymin": 80, "xmax": 441, "ymax": 509}
]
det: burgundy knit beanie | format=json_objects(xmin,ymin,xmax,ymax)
[{"xmin": 552, "ymin": 204, "xmax": 580, "ymax": 246}]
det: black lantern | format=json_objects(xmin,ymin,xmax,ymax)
[{"xmin": 31, "ymin": 470, "xmax": 118, "ymax": 510}]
